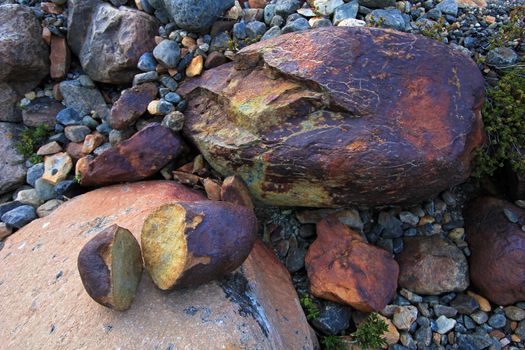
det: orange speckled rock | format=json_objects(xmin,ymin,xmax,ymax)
[
  {"xmin": 464, "ymin": 197, "xmax": 525, "ymax": 306},
  {"xmin": 305, "ymin": 216, "xmax": 399, "ymax": 312},
  {"xmin": 0, "ymin": 181, "xmax": 317, "ymax": 349},
  {"xmin": 77, "ymin": 123, "xmax": 182, "ymax": 186},
  {"xmin": 178, "ymin": 27, "xmax": 485, "ymax": 207}
]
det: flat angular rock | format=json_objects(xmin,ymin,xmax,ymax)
[
  {"xmin": 77, "ymin": 124, "xmax": 182, "ymax": 186},
  {"xmin": 0, "ymin": 122, "xmax": 26, "ymax": 195},
  {"xmin": 178, "ymin": 27, "xmax": 485, "ymax": 207},
  {"xmin": 305, "ymin": 216, "xmax": 398, "ymax": 312},
  {"xmin": 22, "ymin": 97, "xmax": 63, "ymax": 128},
  {"xmin": 109, "ymin": 83, "xmax": 158, "ymax": 130},
  {"xmin": 42, "ymin": 152, "xmax": 73, "ymax": 185},
  {"xmin": 464, "ymin": 197, "xmax": 525, "ymax": 305},
  {"xmin": 397, "ymin": 236, "xmax": 469, "ymax": 295},
  {"xmin": 0, "ymin": 181, "xmax": 316, "ymax": 349},
  {"xmin": 59, "ymin": 80, "xmax": 109, "ymax": 120},
  {"xmin": 67, "ymin": 0, "xmax": 159, "ymax": 84},
  {"xmin": 50, "ymin": 35, "xmax": 70, "ymax": 80},
  {"xmin": 0, "ymin": 4, "xmax": 49, "ymax": 94}
]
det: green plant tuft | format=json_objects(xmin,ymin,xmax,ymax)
[
  {"xmin": 351, "ymin": 312, "xmax": 388, "ymax": 350},
  {"xmin": 299, "ymin": 293, "xmax": 320, "ymax": 321},
  {"xmin": 488, "ymin": 6, "xmax": 524, "ymax": 50},
  {"xmin": 473, "ymin": 68, "xmax": 525, "ymax": 177},
  {"xmin": 15, "ymin": 124, "xmax": 52, "ymax": 164},
  {"xmin": 322, "ymin": 336, "xmax": 347, "ymax": 350}
]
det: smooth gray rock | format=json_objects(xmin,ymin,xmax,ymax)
[
  {"xmin": 59, "ymin": 80, "xmax": 109, "ymax": 121},
  {"xmin": 1, "ymin": 205, "xmax": 36, "ymax": 229},
  {"xmin": 367, "ymin": 9, "xmax": 406, "ymax": 31},
  {"xmin": 0, "ymin": 123, "xmax": 26, "ymax": 195},
  {"xmin": 333, "ymin": 0, "xmax": 359, "ymax": 25},
  {"xmin": 153, "ymin": 40, "xmax": 181, "ymax": 68}
]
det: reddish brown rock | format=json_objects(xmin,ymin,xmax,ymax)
[
  {"xmin": 41, "ymin": 2, "xmax": 63, "ymax": 14},
  {"xmin": 221, "ymin": 175, "xmax": 254, "ymax": 209},
  {"xmin": 464, "ymin": 196, "xmax": 525, "ymax": 305},
  {"xmin": 397, "ymin": 236, "xmax": 469, "ymax": 295},
  {"xmin": 50, "ymin": 35, "xmax": 70, "ymax": 80},
  {"xmin": 178, "ymin": 27, "xmax": 485, "ymax": 207},
  {"xmin": 109, "ymin": 83, "xmax": 158, "ymax": 130},
  {"xmin": 204, "ymin": 51, "xmax": 229, "ymax": 69},
  {"xmin": 66, "ymin": 142, "xmax": 88, "ymax": 161},
  {"xmin": 77, "ymin": 123, "xmax": 182, "ymax": 186},
  {"xmin": 0, "ymin": 181, "xmax": 316, "ymax": 349},
  {"xmin": 305, "ymin": 216, "xmax": 399, "ymax": 312},
  {"xmin": 21, "ymin": 96, "xmax": 63, "ymax": 128},
  {"xmin": 67, "ymin": 0, "xmax": 159, "ymax": 84}
]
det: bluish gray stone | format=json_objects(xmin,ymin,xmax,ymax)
[
  {"xmin": 264, "ymin": 4, "xmax": 276, "ymax": 25},
  {"xmin": 164, "ymin": 92, "xmax": 181, "ymax": 104},
  {"xmin": 275, "ymin": 0, "xmax": 301, "ymax": 17},
  {"xmin": 488, "ymin": 313, "xmax": 506, "ymax": 329},
  {"xmin": 138, "ymin": 52, "xmax": 157, "ymax": 72},
  {"xmin": 35, "ymin": 178, "xmax": 55, "ymax": 202},
  {"xmin": 158, "ymin": 100, "xmax": 174, "ymax": 114},
  {"xmin": 282, "ymin": 17, "xmax": 310, "ymax": 34},
  {"xmin": 160, "ymin": 75, "xmax": 178, "ymax": 91},
  {"xmin": 96, "ymin": 122, "xmax": 112, "ymax": 136},
  {"xmin": 311, "ymin": 18, "xmax": 332, "ymax": 28},
  {"xmin": 56, "ymin": 108, "xmax": 82, "ymax": 126},
  {"xmin": 54, "ymin": 180, "xmax": 83, "ymax": 199},
  {"xmin": 270, "ymin": 15, "xmax": 285, "ymax": 27},
  {"xmin": 470, "ymin": 310, "xmax": 488, "ymax": 325},
  {"xmin": 153, "ymin": 40, "xmax": 181, "ymax": 68},
  {"xmin": 358, "ymin": 0, "xmax": 395, "ymax": 8},
  {"xmin": 151, "ymin": 0, "xmax": 234, "ymax": 33},
  {"xmin": 133, "ymin": 71, "xmax": 159, "ymax": 85},
  {"xmin": 64, "ymin": 125, "xmax": 90, "ymax": 143},
  {"xmin": 233, "ymin": 21, "xmax": 247, "ymax": 40},
  {"xmin": 177, "ymin": 51, "xmax": 194, "ymax": 72},
  {"xmin": 451, "ymin": 294, "xmax": 479, "ymax": 314},
  {"xmin": 333, "ymin": 0, "xmax": 359, "ymax": 25},
  {"xmin": 246, "ymin": 21, "xmax": 266, "ymax": 40},
  {"xmin": 486, "ymin": 47, "xmax": 519, "ymax": 67},
  {"xmin": 311, "ymin": 301, "xmax": 352, "ymax": 335},
  {"xmin": 435, "ymin": 0, "xmax": 458, "ymax": 16},
  {"xmin": 82, "ymin": 115, "xmax": 99, "ymax": 129},
  {"xmin": 59, "ymin": 80, "xmax": 109, "ymax": 120},
  {"xmin": 210, "ymin": 32, "xmax": 230, "ymax": 52},
  {"xmin": 368, "ymin": 9, "xmax": 406, "ymax": 31},
  {"xmin": 1, "ymin": 205, "xmax": 36, "ymax": 229},
  {"xmin": 26, "ymin": 163, "xmax": 44, "ymax": 187},
  {"xmin": 261, "ymin": 26, "xmax": 282, "ymax": 41},
  {"xmin": 434, "ymin": 305, "xmax": 458, "ymax": 318},
  {"xmin": 0, "ymin": 201, "xmax": 24, "ymax": 218}
]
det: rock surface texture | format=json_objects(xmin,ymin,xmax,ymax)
[
  {"xmin": 305, "ymin": 216, "xmax": 399, "ymax": 312},
  {"xmin": 77, "ymin": 124, "xmax": 182, "ymax": 186},
  {"xmin": 0, "ymin": 4, "xmax": 50, "ymax": 94},
  {"xmin": 67, "ymin": 0, "xmax": 158, "ymax": 84},
  {"xmin": 0, "ymin": 181, "xmax": 316, "ymax": 349},
  {"xmin": 464, "ymin": 197, "xmax": 525, "ymax": 306},
  {"xmin": 0, "ymin": 123, "xmax": 26, "ymax": 195},
  {"xmin": 179, "ymin": 27, "xmax": 485, "ymax": 207},
  {"xmin": 397, "ymin": 236, "xmax": 469, "ymax": 295}
]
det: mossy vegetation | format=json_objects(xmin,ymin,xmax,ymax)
[
  {"xmin": 351, "ymin": 313, "xmax": 388, "ymax": 350},
  {"xmin": 321, "ymin": 336, "xmax": 346, "ymax": 350},
  {"xmin": 15, "ymin": 124, "xmax": 52, "ymax": 164},
  {"xmin": 488, "ymin": 6, "xmax": 525, "ymax": 49},
  {"xmin": 299, "ymin": 293, "xmax": 320, "ymax": 320},
  {"xmin": 474, "ymin": 68, "xmax": 525, "ymax": 177}
]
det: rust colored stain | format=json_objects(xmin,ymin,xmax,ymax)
[{"xmin": 178, "ymin": 27, "xmax": 486, "ymax": 207}]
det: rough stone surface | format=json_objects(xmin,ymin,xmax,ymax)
[
  {"xmin": 305, "ymin": 216, "xmax": 399, "ymax": 312},
  {"xmin": 22, "ymin": 97, "xmax": 63, "ymax": 128},
  {"xmin": 465, "ymin": 197, "xmax": 525, "ymax": 305},
  {"xmin": 0, "ymin": 181, "xmax": 316, "ymax": 349},
  {"xmin": 0, "ymin": 122, "xmax": 26, "ymax": 195},
  {"xmin": 0, "ymin": 83, "xmax": 21, "ymax": 122},
  {"xmin": 59, "ymin": 80, "xmax": 109, "ymax": 120},
  {"xmin": 67, "ymin": 0, "xmax": 159, "ymax": 84},
  {"xmin": 0, "ymin": 4, "xmax": 49, "ymax": 94},
  {"xmin": 42, "ymin": 152, "xmax": 73, "ymax": 185},
  {"xmin": 109, "ymin": 83, "xmax": 158, "ymax": 130},
  {"xmin": 178, "ymin": 27, "xmax": 485, "ymax": 207},
  {"xmin": 77, "ymin": 124, "xmax": 182, "ymax": 186},
  {"xmin": 148, "ymin": 0, "xmax": 234, "ymax": 32},
  {"xmin": 397, "ymin": 236, "xmax": 469, "ymax": 295}
]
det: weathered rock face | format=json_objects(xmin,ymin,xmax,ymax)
[
  {"xmin": 77, "ymin": 124, "xmax": 182, "ymax": 186},
  {"xmin": 0, "ymin": 83, "xmax": 21, "ymax": 122},
  {"xmin": 22, "ymin": 97, "xmax": 63, "ymax": 128},
  {"xmin": 0, "ymin": 122, "xmax": 26, "ymax": 195},
  {"xmin": 179, "ymin": 27, "xmax": 485, "ymax": 207},
  {"xmin": 67, "ymin": 0, "xmax": 158, "ymax": 84},
  {"xmin": 397, "ymin": 236, "xmax": 469, "ymax": 295},
  {"xmin": 148, "ymin": 0, "xmax": 234, "ymax": 33},
  {"xmin": 0, "ymin": 181, "xmax": 316, "ymax": 349},
  {"xmin": 305, "ymin": 216, "xmax": 399, "ymax": 312},
  {"xmin": 464, "ymin": 197, "xmax": 525, "ymax": 306},
  {"xmin": 0, "ymin": 4, "xmax": 50, "ymax": 94}
]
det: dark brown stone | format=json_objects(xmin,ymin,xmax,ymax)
[
  {"xmin": 22, "ymin": 97, "xmax": 63, "ymax": 128},
  {"xmin": 50, "ymin": 36, "xmax": 70, "ymax": 80},
  {"xmin": 397, "ymin": 236, "xmax": 469, "ymax": 295},
  {"xmin": 67, "ymin": 0, "xmax": 159, "ymax": 84},
  {"xmin": 305, "ymin": 216, "xmax": 399, "ymax": 312},
  {"xmin": 77, "ymin": 123, "xmax": 182, "ymax": 186},
  {"xmin": 109, "ymin": 83, "xmax": 158, "ymax": 130},
  {"xmin": 0, "ymin": 4, "xmax": 50, "ymax": 94},
  {"xmin": 178, "ymin": 27, "xmax": 485, "ymax": 207},
  {"xmin": 204, "ymin": 51, "xmax": 229, "ymax": 69},
  {"xmin": 464, "ymin": 196, "xmax": 525, "ymax": 305}
]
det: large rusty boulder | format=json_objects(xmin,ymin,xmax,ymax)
[
  {"xmin": 305, "ymin": 216, "xmax": 399, "ymax": 312},
  {"xmin": 464, "ymin": 196, "xmax": 525, "ymax": 305},
  {"xmin": 178, "ymin": 27, "xmax": 485, "ymax": 207},
  {"xmin": 0, "ymin": 181, "xmax": 317, "ymax": 349},
  {"xmin": 67, "ymin": 0, "xmax": 158, "ymax": 84},
  {"xmin": 76, "ymin": 123, "xmax": 182, "ymax": 186}
]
